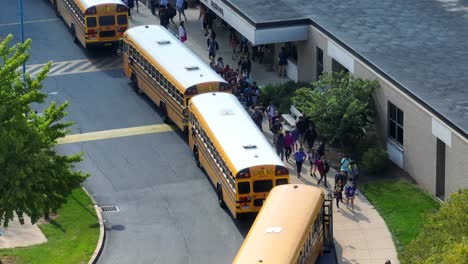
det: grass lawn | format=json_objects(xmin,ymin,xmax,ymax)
[
  {"xmin": 361, "ymin": 179, "xmax": 440, "ymax": 253},
  {"xmin": 0, "ymin": 188, "xmax": 100, "ymax": 264}
]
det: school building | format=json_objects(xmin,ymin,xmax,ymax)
[{"xmin": 201, "ymin": 0, "xmax": 468, "ymax": 198}]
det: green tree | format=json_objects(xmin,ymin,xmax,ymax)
[
  {"xmin": 401, "ymin": 189, "xmax": 468, "ymax": 264},
  {"xmin": 0, "ymin": 35, "xmax": 88, "ymax": 227},
  {"xmin": 291, "ymin": 72, "xmax": 378, "ymax": 146}
]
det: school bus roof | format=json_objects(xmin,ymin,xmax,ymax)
[
  {"xmin": 233, "ymin": 184, "xmax": 325, "ymax": 263},
  {"xmin": 190, "ymin": 93, "xmax": 284, "ymax": 172},
  {"xmin": 124, "ymin": 25, "xmax": 227, "ymax": 92},
  {"xmin": 77, "ymin": 0, "xmax": 126, "ymax": 11}
]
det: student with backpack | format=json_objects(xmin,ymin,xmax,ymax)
[
  {"xmin": 275, "ymin": 132, "xmax": 285, "ymax": 161},
  {"xmin": 345, "ymin": 181, "xmax": 357, "ymax": 211},
  {"xmin": 334, "ymin": 180, "xmax": 344, "ymax": 212},
  {"xmin": 284, "ymin": 130, "xmax": 294, "ymax": 161},
  {"xmin": 315, "ymin": 156, "xmax": 328, "ymax": 188}
]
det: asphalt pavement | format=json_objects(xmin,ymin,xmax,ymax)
[{"xmin": 1, "ymin": 1, "xmax": 249, "ymax": 263}]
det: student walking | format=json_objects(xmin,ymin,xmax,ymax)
[
  {"xmin": 294, "ymin": 147, "xmax": 307, "ymax": 179},
  {"xmin": 308, "ymin": 148, "xmax": 319, "ymax": 178},
  {"xmin": 284, "ymin": 130, "xmax": 294, "ymax": 161},
  {"xmin": 207, "ymin": 36, "xmax": 219, "ymax": 63},
  {"xmin": 179, "ymin": 21, "xmax": 187, "ymax": 43},
  {"xmin": 341, "ymin": 156, "xmax": 351, "ymax": 175},
  {"xmin": 315, "ymin": 156, "xmax": 328, "ymax": 188},
  {"xmin": 176, "ymin": 0, "xmax": 187, "ymax": 21},
  {"xmin": 291, "ymin": 126, "xmax": 299, "ymax": 152},
  {"xmin": 334, "ymin": 180, "xmax": 344, "ymax": 211},
  {"xmin": 275, "ymin": 132, "xmax": 285, "ymax": 161},
  {"xmin": 335, "ymin": 169, "xmax": 348, "ymax": 188},
  {"xmin": 125, "ymin": 0, "xmax": 135, "ymax": 18},
  {"xmin": 345, "ymin": 181, "xmax": 357, "ymax": 211}
]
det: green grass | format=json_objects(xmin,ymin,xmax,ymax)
[
  {"xmin": 0, "ymin": 188, "xmax": 100, "ymax": 264},
  {"xmin": 361, "ymin": 179, "xmax": 440, "ymax": 254}
]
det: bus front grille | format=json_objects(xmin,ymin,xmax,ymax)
[
  {"xmin": 254, "ymin": 199, "xmax": 265, "ymax": 207},
  {"xmin": 100, "ymin": 30, "xmax": 116, "ymax": 38}
]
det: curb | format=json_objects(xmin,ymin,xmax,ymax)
[{"xmin": 82, "ymin": 187, "xmax": 106, "ymax": 264}]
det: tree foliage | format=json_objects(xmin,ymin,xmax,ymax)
[
  {"xmin": 0, "ymin": 35, "xmax": 88, "ymax": 227},
  {"xmin": 401, "ymin": 189, "xmax": 468, "ymax": 264},
  {"xmin": 258, "ymin": 81, "xmax": 310, "ymax": 113},
  {"xmin": 291, "ymin": 72, "xmax": 378, "ymax": 145}
]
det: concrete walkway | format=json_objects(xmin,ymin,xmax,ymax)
[
  {"xmin": 0, "ymin": 215, "xmax": 47, "ymax": 249},
  {"xmin": 131, "ymin": 4, "xmax": 398, "ymax": 264}
]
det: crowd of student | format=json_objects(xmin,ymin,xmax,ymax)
[{"xmin": 263, "ymin": 105, "xmax": 360, "ymax": 212}]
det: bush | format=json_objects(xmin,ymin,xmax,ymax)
[
  {"xmin": 361, "ymin": 147, "xmax": 388, "ymax": 173},
  {"xmin": 258, "ymin": 81, "xmax": 310, "ymax": 113},
  {"xmin": 400, "ymin": 189, "xmax": 468, "ymax": 264}
]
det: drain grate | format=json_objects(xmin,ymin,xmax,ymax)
[{"xmin": 100, "ymin": 206, "xmax": 120, "ymax": 213}]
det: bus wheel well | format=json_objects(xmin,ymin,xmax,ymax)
[
  {"xmin": 217, "ymin": 183, "xmax": 225, "ymax": 208},
  {"xmin": 193, "ymin": 146, "xmax": 201, "ymax": 168},
  {"xmin": 130, "ymin": 73, "xmax": 141, "ymax": 94},
  {"xmin": 71, "ymin": 24, "xmax": 77, "ymax": 43},
  {"xmin": 160, "ymin": 101, "xmax": 169, "ymax": 123}
]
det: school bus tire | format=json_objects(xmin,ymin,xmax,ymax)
[
  {"xmin": 130, "ymin": 73, "xmax": 142, "ymax": 94},
  {"xmin": 71, "ymin": 24, "xmax": 77, "ymax": 44},
  {"xmin": 193, "ymin": 147, "xmax": 201, "ymax": 168},
  {"xmin": 217, "ymin": 184, "xmax": 226, "ymax": 208},
  {"xmin": 160, "ymin": 102, "xmax": 169, "ymax": 123}
]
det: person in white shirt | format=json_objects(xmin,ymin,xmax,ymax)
[{"xmin": 179, "ymin": 21, "xmax": 187, "ymax": 43}]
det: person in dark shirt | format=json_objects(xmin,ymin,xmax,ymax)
[{"xmin": 275, "ymin": 132, "xmax": 285, "ymax": 161}]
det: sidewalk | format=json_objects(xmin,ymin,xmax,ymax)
[
  {"xmin": 130, "ymin": 4, "xmax": 398, "ymax": 264},
  {"xmin": 0, "ymin": 215, "xmax": 47, "ymax": 249},
  {"xmin": 129, "ymin": 4, "xmax": 288, "ymax": 86}
]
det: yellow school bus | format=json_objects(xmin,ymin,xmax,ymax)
[
  {"xmin": 122, "ymin": 25, "xmax": 230, "ymax": 131},
  {"xmin": 234, "ymin": 184, "xmax": 332, "ymax": 264},
  {"xmin": 50, "ymin": 0, "xmax": 128, "ymax": 48},
  {"xmin": 188, "ymin": 93, "xmax": 290, "ymax": 218}
]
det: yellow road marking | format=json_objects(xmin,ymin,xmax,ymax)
[{"xmin": 58, "ymin": 124, "xmax": 174, "ymax": 144}]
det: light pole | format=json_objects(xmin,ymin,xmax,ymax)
[{"xmin": 19, "ymin": 0, "xmax": 26, "ymax": 79}]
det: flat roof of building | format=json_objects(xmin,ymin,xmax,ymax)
[{"xmin": 224, "ymin": 0, "xmax": 468, "ymax": 137}]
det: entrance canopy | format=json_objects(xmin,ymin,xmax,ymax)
[{"xmin": 200, "ymin": 0, "xmax": 309, "ymax": 45}]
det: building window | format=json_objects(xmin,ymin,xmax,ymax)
[
  {"xmin": 332, "ymin": 59, "xmax": 349, "ymax": 75},
  {"xmin": 285, "ymin": 42, "xmax": 297, "ymax": 62},
  {"xmin": 316, "ymin": 47, "xmax": 323, "ymax": 80},
  {"xmin": 388, "ymin": 101, "xmax": 404, "ymax": 145}
]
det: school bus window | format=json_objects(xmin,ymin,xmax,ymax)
[
  {"xmin": 275, "ymin": 178, "xmax": 288, "ymax": 186},
  {"xmin": 151, "ymin": 67, "xmax": 155, "ymax": 79},
  {"xmin": 86, "ymin": 17, "xmax": 97, "ymax": 27},
  {"xmin": 99, "ymin": 16, "xmax": 115, "ymax": 26},
  {"xmin": 253, "ymin": 180, "xmax": 273, "ymax": 193},
  {"xmin": 117, "ymin": 15, "xmax": 127, "ymax": 25},
  {"xmin": 238, "ymin": 182, "xmax": 250, "ymax": 194},
  {"xmin": 156, "ymin": 70, "xmax": 161, "ymax": 83}
]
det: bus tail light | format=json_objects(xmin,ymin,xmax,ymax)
[
  {"xmin": 239, "ymin": 196, "xmax": 251, "ymax": 210},
  {"xmin": 237, "ymin": 169, "xmax": 250, "ymax": 179},
  {"xmin": 275, "ymin": 166, "xmax": 289, "ymax": 176},
  {"xmin": 86, "ymin": 29, "xmax": 97, "ymax": 40},
  {"xmin": 85, "ymin": 7, "xmax": 96, "ymax": 15},
  {"xmin": 116, "ymin": 5, "xmax": 128, "ymax": 12}
]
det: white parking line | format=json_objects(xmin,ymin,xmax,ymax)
[{"xmin": 0, "ymin": 18, "xmax": 59, "ymax": 27}]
